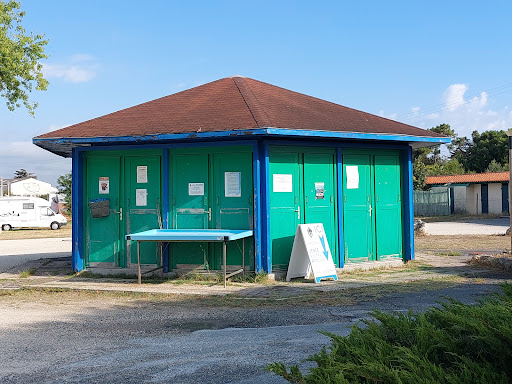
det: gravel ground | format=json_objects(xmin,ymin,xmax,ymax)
[
  {"xmin": 1, "ymin": 252, "xmax": 511, "ymax": 383},
  {"xmin": 0, "ymin": 237, "xmax": 71, "ymax": 273},
  {"xmin": 424, "ymin": 217, "xmax": 510, "ymax": 235}
]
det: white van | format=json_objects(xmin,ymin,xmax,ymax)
[{"xmin": 0, "ymin": 197, "xmax": 67, "ymax": 231}]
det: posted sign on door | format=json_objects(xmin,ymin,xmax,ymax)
[{"xmin": 286, "ymin": 223, "xmax": 338, "ymax": 283}]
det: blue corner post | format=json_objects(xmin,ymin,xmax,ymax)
[
  {"xmin": 336, "ymin": 148, "xmax": 344, "ymax": 268},
  {"xmin": 259, "ymin": 142, "xmax": 271, "ymax": 274},
  {"xmin": 71, "ymin": 148, "xmax": 84, "ymax": 271},
  {"xmin": 402, "ymin": 146, "xmax": 414, "ymax": 261},
  {"xmin": 162, "ymin": 148, "xmax": 170, "ymax": 273},
  {"xmin": 252, "ymin": 143, "xmax": 262, "ymax": 273}
]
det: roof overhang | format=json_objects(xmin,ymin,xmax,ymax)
[{"xmin": 33, "ymin": 127, "xmax": 451, "ymax": 157}]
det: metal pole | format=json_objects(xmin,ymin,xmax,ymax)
[
  {"xmin": 242, "ymin": 238, "xmax": 245, "ymax": 277},
  {"xmin": 137, "ymin": 241, "xmax": 142, "ymax": 285},
  {"xmin": 223, "ymin": 241, "xmax": 227, "ymax": 289},
  {"xmin": 508, "ymin": 131, "xmax": 512, "ymax": 253}
]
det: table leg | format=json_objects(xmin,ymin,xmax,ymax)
[
  {"xmin": 242, "ymin": 238, "xmax": 245, "ymax": 277},
  {"xmin": 137, "ymin": 241, "xmax": 141, "ymax": 285},
  {"xmin": 223, "ymin": 241, "xmax": 227, "ymax": 289}
]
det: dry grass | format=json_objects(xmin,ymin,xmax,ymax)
[
  {"xmin": 415, "ymin": 234, "xmax": 511, "ymax": 253},
  {"xmin": 0, "ymin": 224, "xmax": 72, "ymax": 240}
]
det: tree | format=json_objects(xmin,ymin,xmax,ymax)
[
  {"xmin": 57, "ymin": 172, "xmax": 71, "ymax": 210},
  {"xmin": 0, "ymin": 1, "xmax": 49, "ymax": 116},
  {"xmin": 485, "ymin": 159, "xmax": 508, "ymax": 173},
  {"xmin": 462, "ymin": 130, "xmax": 508, "ymax": 173},
  {"xmin": 14, "ymin": 168, "xmax": 34, "ymax": 178}
]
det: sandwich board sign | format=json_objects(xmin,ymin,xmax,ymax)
[{"xmin": 286, "ymin": 223, "xmax": 338, "ymax": 283}]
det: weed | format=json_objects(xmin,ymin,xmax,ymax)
[{"xmin": 19, "ymin": 269, "xmax": 36, "ymax": 278}]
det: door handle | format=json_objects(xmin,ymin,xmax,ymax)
[
  {"xmin": 113, "ymin": 207, "xmax": 123, "ymax": 221},
  {"xmin": 294, "ymin": 205, "xmax": 300, "ymax": 219},
  {"xmin": 368, "ymin": 205, "xmax": 372, "ymax": 217},
  {"xmin": 206, "ymin": 207, "xmax": 211, "ymax": 221}
]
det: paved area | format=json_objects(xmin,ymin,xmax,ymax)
[
  {"xmin": 0, "ymin": 237, "xmax": 71, "ymax": 273},
  {"xmin": 424, "ymin": 217, "xmax": 510, "ymax": 235}
]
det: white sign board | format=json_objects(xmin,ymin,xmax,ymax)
[
  {"xmin": 188, "ymin": 183, "xmax": 205, "ymax": 196},
  {"xmin": 273, "ymin": 174, "xmax": 292, "ymax": 192},
  {"xmin": 346, "ymin": 166, "xmax": 359, "ymax": 189},
  {"xmin": 99, "ymin": 177, "xmax": 110, "ymax": 194},
  {"xmin": 137, "ymin": 166, "xmax": 148, "ymax": 183},
  {"xmin": 225, "ymin": 172, "xmax": 241, "ymax": 197},
  {"xmin": 136, "ymin": 189, "xmax": 147, "ymax": 206},
  {"xmin": 286, "ymin": 223, "xmax": 338, "ymax": 283}
]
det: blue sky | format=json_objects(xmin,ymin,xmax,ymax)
[{"xmin": 2, "ymin": 0, "xmax": 512, "ymax": 185}]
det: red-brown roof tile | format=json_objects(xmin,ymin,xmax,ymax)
[
  {"xmin": 426, "ymin": 172, "xmax": 509, "ymax": 185},
  {"xmin": 35, "ymin": 77, "xmax": 445, "ymax": 139}
]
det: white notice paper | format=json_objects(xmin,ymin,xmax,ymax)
[
  {"xmin": 99, "ymin": 177, "xmax": 109, "ymax": 194},
  {"xmin": 273, "ymin": 174, "xmax": 293, "ymax": 192},
  {"xmin": 189, "ymin": 183, "xmax": 205, "ymax": 196},
  {"xmin": 137, "ymin": 166, "xmax": 148, "ymax": 183},
  {"xmin": 225, "ymin": 172, "xmax": 241, "ymax": 197},
  {"xmin": 346, "ymin": 166, "xmax": 359, "ymax": 189},
  {"xmin": 286, "ymin": 223, "xmax": 338, "ymax": 283},
  {"xmin": 136, "ymin": 189, "xmax": 147, "ymax": 206}
]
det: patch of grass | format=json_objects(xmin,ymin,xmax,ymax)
[
  {"xmin": 0, "ymin": 224, "xmax": 72, "ymax": 240},
  {"xmin": 438, "ymin": 251, "xmax": 462, "ymax": 256},
  {"xmin": 418, "ymin": 213, "xmax": 502, "ymax": 222},
  {"xmin": 268, "ymin": 283, "xmax": 512, "ymax": 383},
  {"xmin": 415, "ymin": 234, "xmax": 510, "ymax": 253},
  {"xmin": 19, "ymin": 269, "xmax": 36, "ymax": 278}
]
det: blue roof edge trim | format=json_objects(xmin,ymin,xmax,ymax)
[{"xmin": 33, "ymin": 127, "xmax": 450, "ymax": 155}]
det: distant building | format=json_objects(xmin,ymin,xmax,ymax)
[
  {"xmin": 426, "ymin": 172, "xmax": 509, "ymax": 215},
  {"xmin": 0, "ymin": 177, "xmax": 58, "ymax": 197}
]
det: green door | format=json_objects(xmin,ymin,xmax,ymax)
[
  {"xmin": 343, "ymin": 154, "xmax": 373, "ymax": 262},
  {"xmin": 85, "ymin": 157, "xmax": 121, "ymax": 264},
  {"xmin": 269, "ymin": 152, "xmax": 301, "ymax": 269},
  {"xmin": 171, "ymin": 153, "xmax": 210, "ymax": 268},
  {"xmin": 212, "ymin": 152, "xmax": 254, "ymax": 270},
  {"xmin": 125, "ymin": 156, "xmax": 162, "ymax": 266},
  {"xmin": 375, "ymin": 154, "xmax": 402, "ymax": 259},
  {"xmin": 304, "ymin": 152, "xmax": 337, "ymax": 264}
]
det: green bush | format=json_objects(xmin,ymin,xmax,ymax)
[{"xmin": 267, "ymin": 284, "xmax": 512, "ymax": 383}]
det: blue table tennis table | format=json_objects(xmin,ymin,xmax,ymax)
[{"xmin": 126, "ymin": 229, "xmax": 254, "ymax": 287}]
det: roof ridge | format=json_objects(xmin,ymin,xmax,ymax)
[{"xmin": 232, "ymin": 77, "xmax": 272, "ymax": 127}]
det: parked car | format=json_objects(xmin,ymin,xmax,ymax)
[{"xmin": 0, "ymin": 197, "xmax": 67, "ymax": 230}]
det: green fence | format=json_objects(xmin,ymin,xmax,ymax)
[{"xmin": 414, "ymin": 188, "xmax": 450, "ymax": 216}]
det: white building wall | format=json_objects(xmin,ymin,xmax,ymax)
[
  {"xmin": 452, "ymin": 186, "xmax": 467, "ymax": 213},
  {"xmin": 488, "ymin": 183, "xmax": 503, "ymax": 214},
  {"xmin": 10, "ymin": 178, "xmax": 58, "ymax": 196},
  {"xmin": 466, "ymin": 184, "xmax": 481, "ymax": 214}
]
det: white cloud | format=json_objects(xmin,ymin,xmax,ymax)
[
  {"xmin": 0, "ymin": 141, "xmax": 71, "ymax": 185},
  {"xmin": 442, "ymin": 84, "xmax": 468, "ymax": 111},
  {"xmin": 395, "ymin": 84, "xmax": 512, "ymax": 139},
  {"xmin": 43, "ymin": 55, "xmax": 99, "ymax": 83}
]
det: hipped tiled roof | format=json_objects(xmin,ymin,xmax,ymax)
[
  {"xmin": 426, "ymin": 172, "xmax": 509, "ymax": 185},
  {"xmin": 35, "ymin": 77, "xmax": 445, "ymax": 140}
]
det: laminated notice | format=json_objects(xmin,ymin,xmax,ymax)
[
  {"xmin": 225, "ymin": 172, "xmax": 241, "ymax": 197},
  {"xmin": 346, "ymin": 166, "xmax": 359, "ymax": 189},
  {"xmin": 189, "ymin": 183, "xmax": 205, "ymax": 196},
  {"xmin": 99, "ymin": 177, "xmax": 110, "ymax": 194},
  {"xmin": 273, "ymin": 174, "xmax": 292, "ymax": 192},
  {"xmin": 137, "ymin": 166, "xmax": 148, "ymax": 183},
  {"xmin": 136, "ymin": 189, "xmax": 147, "ymax": 206}
]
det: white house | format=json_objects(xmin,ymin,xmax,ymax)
[
  {"xmin": 2, "ymin": 177, "xmax": 58, "ymax": 197},
  {"xmin": 426, "ymin": 172, "xmax": 509, "ymax": 215}
]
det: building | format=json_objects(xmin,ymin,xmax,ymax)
[
  {"xmin": 1, "ymin": 177, "xmax": 58, "ymax": 197},
  {"xmin": 33, "ymin": 77, "xmax": 448, "ymax": 275},
  {"xmin": 426, "ymin": 172, "xmax": 509, "ymax": 215}
]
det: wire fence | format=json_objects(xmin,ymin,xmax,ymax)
[{"xmin": 414, "ymin": 188, "xmax": 450, "ymax": 216}]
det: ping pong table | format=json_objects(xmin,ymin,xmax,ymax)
[{"xmin": 126, "ymin": 229, "xmax": 254, "ymax": 287}]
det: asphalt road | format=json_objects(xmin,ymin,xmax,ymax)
[{"xmin": 0, "ymin": 237, "xmax": 71, "ymax": 273}]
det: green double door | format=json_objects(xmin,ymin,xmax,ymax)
[
  {"xmin": 85, "ymin": 154, "xmax": 162, "ymax": 267},
  {"xmin": 343, "ymin": 151, "xmax": 402, "ymax": 262},
  {"xmin": 170, "ymin": 149, "xmax": 253, "ymax": 270},
  {"xmin": 269, "ymin": 148, "xmax": 337, "ymax": 270}
]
